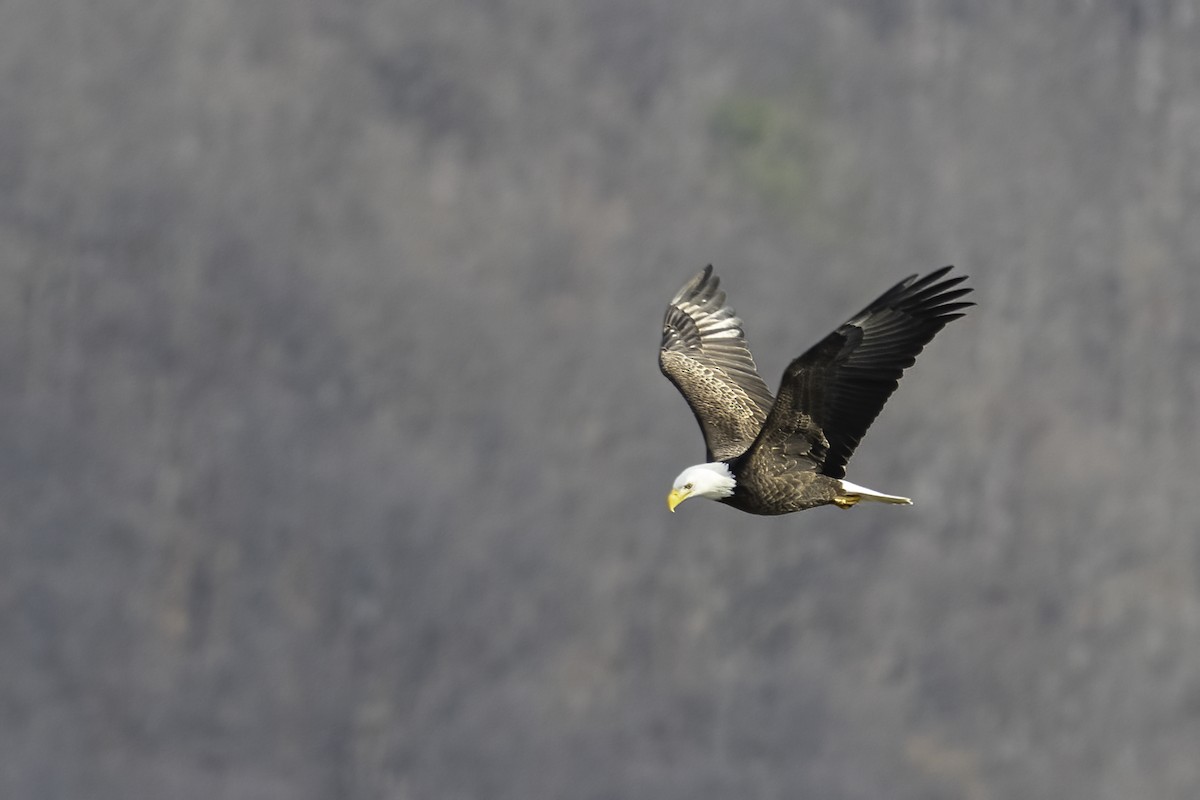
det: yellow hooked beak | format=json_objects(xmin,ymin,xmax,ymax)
[{"xmin": 667, "ymin": 487, "xmax": 691, "ymax": 512}]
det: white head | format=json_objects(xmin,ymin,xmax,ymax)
[{"xmin": 667, "ymin": 462, "xmax": 736, "ymax": 511}]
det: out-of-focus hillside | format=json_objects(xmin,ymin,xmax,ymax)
[{"xmin": 1, "ymin": 1, "xmax": 1198, "ymax": 798}]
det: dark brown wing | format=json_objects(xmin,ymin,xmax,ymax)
[
  {"xmin": 735, "ymin": 266, "xmax": 972, "ymax": 480},
  {"xmin": 659, "ymin": 265, "xmax": 775, "ymax": 461}
]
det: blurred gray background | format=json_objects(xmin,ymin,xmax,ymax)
[{"xmin": 2, "ymin": 1, "xmax": 1199, "ymax": 798}]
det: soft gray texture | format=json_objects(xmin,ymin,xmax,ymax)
[{"xmin": 2, "ymin": 1, "xmax": 1198, "ymax": 798}]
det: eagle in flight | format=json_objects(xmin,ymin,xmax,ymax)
[{"xmin": 660, "ymin": 265, "xmax": 972, "ymax": 515}]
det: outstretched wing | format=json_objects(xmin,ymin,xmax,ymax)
[
  {"xmin": 659, "ymin": 265, "xmax": 776, "ymax": 461},
  {"xmin": 737, "ymin": 266, "xmax": 972, "ymax": 480}
]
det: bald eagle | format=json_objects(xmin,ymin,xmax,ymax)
[{"xmin": 661, "ymin": 265, "xmax": 972, "ymax": 515}]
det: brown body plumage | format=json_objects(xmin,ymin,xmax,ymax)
[{"xmin": 660, "ymin": 265, "xmax": 972, "ymax": 515}]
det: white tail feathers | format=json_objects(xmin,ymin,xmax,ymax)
[{"xmin": 837, "ymin": 480, "xmax": 913, "ymax": 506}]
